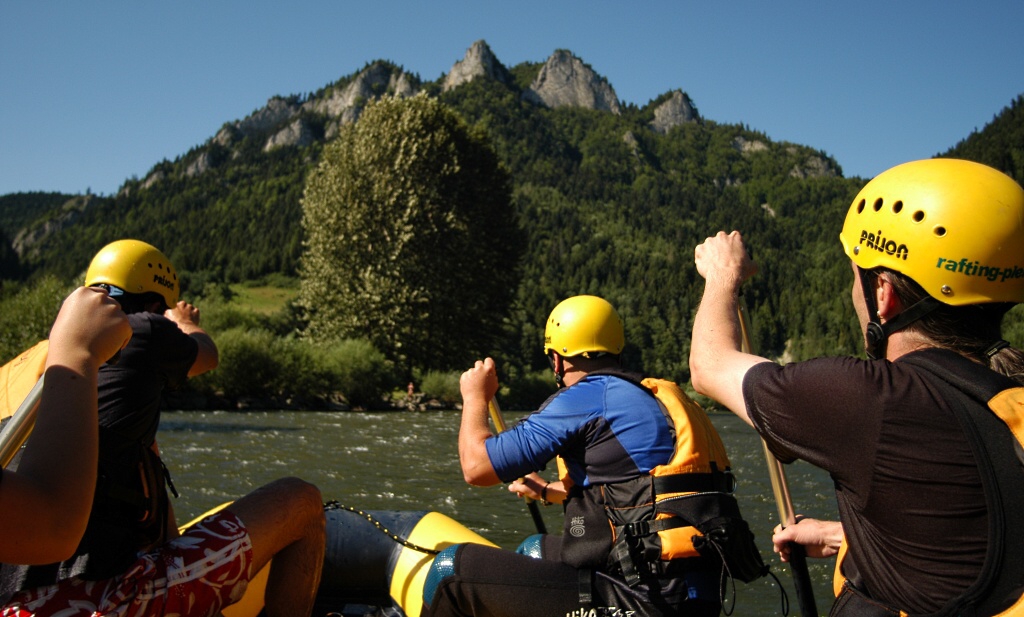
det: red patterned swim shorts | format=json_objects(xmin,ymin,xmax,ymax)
[{"xmin": 2, "ymin": 509, "xmax": 253, "ymax": 617}]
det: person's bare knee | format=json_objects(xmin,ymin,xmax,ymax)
[
  {"xmin": 227, "ymin": 477, "xmax": 325, "ymax": 571},
  {"xmin": 238, "ymin": 478, "xmax": 324, "ymax": 617}
]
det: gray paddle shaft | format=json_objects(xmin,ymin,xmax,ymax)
[{"xmin": 0, "ymin": 375, "xmax": 44, "ymax": 468}]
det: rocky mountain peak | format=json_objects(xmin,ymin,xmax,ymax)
[
  {"xmin": 649, "ymin": 90, "xmax": 699, "ymax": 134},
  {"xmin": 212, "ymin": 96, "xmax": 302, "ymax": 151},
  {"xmin": 522, "ymin": 50, "xmax": 621, "ymax": 114},
  {"xmin": 237, "ymin": 96, "xmax": 301, "ymax": 136},
  {"xmin": 443, "ymin": 40, "xmax": 510, "ymax": 92},
  {"xmin": 306, "ymin": 62, "xmax": 416, "ymax": 121},
  {"xmin": 204, "ymin": 62, "xmax": 419, "ymax": 159}
]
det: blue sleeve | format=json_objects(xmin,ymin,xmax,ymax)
[{"xmin": 485, "ymin": 387, "xmax": 597, "ymax": 483}]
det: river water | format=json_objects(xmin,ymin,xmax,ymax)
[{"xmin": 158, "ymin": 409, "xmax": 839, "ymax": 616}]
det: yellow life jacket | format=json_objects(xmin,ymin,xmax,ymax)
[{"xmin": 608, "ymin": 377, "xmax": 766, "ymax": 586}]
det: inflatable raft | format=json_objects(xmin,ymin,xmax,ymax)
[
  {"xmin": 215, "ymin": 502, "xmax": 498, "ymax": 617},
  {"xmin": 0, "ymin": 345, "xmax": 495, "ymax": 617}
]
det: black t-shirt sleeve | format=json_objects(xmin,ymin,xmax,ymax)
[
  {"xmin": 146, "ymin": 315, "xmax": 199, "ymax": 389},
  {"xmin": 96, "ymin": 313, "xmax": 199, "ymax": 444},
  {"xmin": 742, "ymin": 357, "xmax": 885, "ymax": 492}
]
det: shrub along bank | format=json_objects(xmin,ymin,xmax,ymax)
[{"xmin": 0, "ymin": 276, "xmax": 558, "ymax": 411}]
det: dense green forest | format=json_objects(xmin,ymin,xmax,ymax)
[{"xmin": 1, "ymin": 53, "xmax": 1021, "ymax": 408}]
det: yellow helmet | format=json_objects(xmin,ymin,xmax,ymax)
[
  {"xmin": 85, "ymin": 239, "xmax": 179, "ymax": 308},
  {"xmin": 543, "ymin": 295, "xmax": 625, "ymax": 357},
  {"xmin": 839, "ymin": 158, "xmax": 1024, "ymax": 306}
]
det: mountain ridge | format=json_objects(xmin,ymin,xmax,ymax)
[
  {"xmin": 1, "ymin": 43, "xmax": 1021, "ymax": 383},
  {"xmin": 164, "ymin": 39, "xmax": 703, "ymax": 184}
]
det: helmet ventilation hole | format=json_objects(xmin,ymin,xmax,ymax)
[
  {"xmin": 872, "ymin": 198, "xmax": 884, "ymax": 212},
  {"xmin": 934, "ymin": 226, "xmax": 947, "ymax": 237},
  {"xmin": 891, "ymin": 200, "xmax": 903, "ymax": 214},
  {"xmin": 912, "ymin": 210, "xmax": 925, "ymax": 223},
  {"xmin": 856, "ymin": 199, "xmax": 866, "ymax": 214}
]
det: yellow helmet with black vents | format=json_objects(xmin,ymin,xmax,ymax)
[
  {"xmin": 85, "ymin": 239, "xmax": 179, "ymax": 309},
  {"xmin": 543, "ymin": 295, "xmax": 625, "ymax": 358},
  {"xmin": 839, "ymin": 158, "xmax": 1024, "ymax": 306}
]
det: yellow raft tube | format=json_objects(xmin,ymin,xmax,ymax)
[{"xmin": 182, "ymin": 504, "xmax": 496, "ymax": 617}]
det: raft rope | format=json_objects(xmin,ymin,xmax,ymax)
[
  {"xmin": 323, "ymin": 501, "xmax": 441, "ymax": 556},
  {"xmin": 696, "ymin": 537, "xmax": 789, "ymax": 617}
]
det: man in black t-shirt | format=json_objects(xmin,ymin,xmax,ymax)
[
  {"xmin": 0, "ymin": 240, "xmax": 326, "ymax": 617},
  {"xmin": 689, "ymin": 159, "xmax": 1024, "ymax": 615}
]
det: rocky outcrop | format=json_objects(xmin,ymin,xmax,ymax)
[
  {"xmin": 443, "ymin": 40, "xmax": 511, "ymax": 91},
  {"xmin": 790, "ymin": 154, "xmax": 838, "ymax": 179},
  {"xmin": 305, "ymin": 62, "xmax": 417, "ymax": 122},
  {"xmin": 622, "ymin": 131, "xmax": 646, "ymax": 168},
  {"xmin": 184, "ymin": 151, "xmax": 213, "ymax": 178},
  {"xmin": 12, "ymin": 196, "xmax": 93, "ymax": 258},
  {"xmin": 265, "ymin": 118, "xmax": 316, "ymax": 151},
  {"xmin": 206, "ymin": 97, "xmax": 301, "ymax": 153},
  {"xmin": 213, "ymin": 125, "xmax": 238, "ymax": 147},
  {"xmin": 141, "ymin": 170, "xmax": 165, "ymax": 190},
  {"xmin": 237, "ymin": 96, "xmax": 301, "ymax": 137},
  {"xmin": 522, "ymin": 50, "xmax": 620, "ymax": 114},
  {"xmin": 305, "ymin": 62, "xmax": 419, "ymax": 139},
  {"xmin": 649, "ymin": 90, "xmax": 698, "ymax": 134},
  {"xmin": 733, "ymin": 136, "xmax": 768, "ymax": 155}
]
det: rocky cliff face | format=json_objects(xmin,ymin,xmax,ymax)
[
  {"xmin": 12, "ymin": 195, "xmax": 93, "ymax": 259},
  {"xmin": 151, "ymin": 41, "xmax": 702, "ymax": 184},
  {"xmin": 305, "ymin": 61, "xmax": 417, "ymax": 133},
  {"xmin": 200, "ymin": 62, "xmax": 419, "ymax": 160},
  {"xmin": 213, "ymin": 96, "xmax": 302, "ymax": 150},
  {"xmin": 650, "ymin": 90, "xmax": 699, "ymax": 134},
  {"xmin": 238, "ymin": 96, "xmax": 301, "ymax": 136},
  {"xmin": 202, "ymin": 42, "xmax": 634, "ymax": 163},
  {"xmin": 443, "ymin": 40, "xmax": 511, "ymax": 92},
  {"xmin": 522, "ymin": 50, "xmax": 621, "ymax": 114},
  {"xmin": 265, "ymin": 119, "xmax": 317, "ymax": 152}
]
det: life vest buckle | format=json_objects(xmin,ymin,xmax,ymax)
[{"xmin": 622, "ymin": 520, "xmax": 651, "ymax": 538}]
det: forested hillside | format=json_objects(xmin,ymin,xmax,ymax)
[
  {"xmin": 944, "ymin": 94, "xmax": 1024, "ymax": 180},
  {"xmin": 1, "ymin": 45, "xmax": 1021, "ymax": 391}
]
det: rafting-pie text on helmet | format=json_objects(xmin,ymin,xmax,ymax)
[
  {"xmin": 839, "ymin": 158, "xmax": 1024, "ymax": 306},
  {"xmin": 85, "ymin": 239, "xmax": 179, "ymax": 309},
  {"xmin": 543, "ymin": 295, "xmax": 625, "ymax": 358}
]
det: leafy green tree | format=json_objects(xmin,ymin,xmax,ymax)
[
  {"xmin": 299, "ymin": 94, "xmax": 525, "ymax": 376},
  {"xmin": 0, "ymin": 275, "xmax": 74, "ymax": 361}
]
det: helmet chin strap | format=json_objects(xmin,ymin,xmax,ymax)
[
  {"xmin": 858, "ymin": 269, "xmax": 940, "ymax": 360},
  {"xmin": 547, "ymin": 353, "xmax": 566, "ymax": 388}
]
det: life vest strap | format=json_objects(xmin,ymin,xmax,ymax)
[
  {"xmin": 653, "ymin": 470, "xmax": 734, "ymax": 496},
  {"xmin": 620, "ymin": 517, "xmax": 687, "ymax": 539}
]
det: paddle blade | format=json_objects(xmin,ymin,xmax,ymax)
[{"xmin": 0, "ymin": 340, "xmax": 48, "ymax": 422}]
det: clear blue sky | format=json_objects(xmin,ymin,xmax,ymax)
[{"xmin": 2, "ymin": 1, "xmax": 1022, "ymax": 196}]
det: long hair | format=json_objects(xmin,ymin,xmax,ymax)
[{"xmin": 880, "ymin": 268, "xmax": 1024, "ymax": 385}]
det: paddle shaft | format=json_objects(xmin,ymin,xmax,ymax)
[
  {"xmin": 737, "ymin": 304, "xmax": 818, "ymax": 617},
  {"xmin": 0, "ymin": 375, "xmax": 44, "ymax": 468},
  {"xmin": 487, "ymin": 398, "xmax": 547, "ymax": 535}
]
